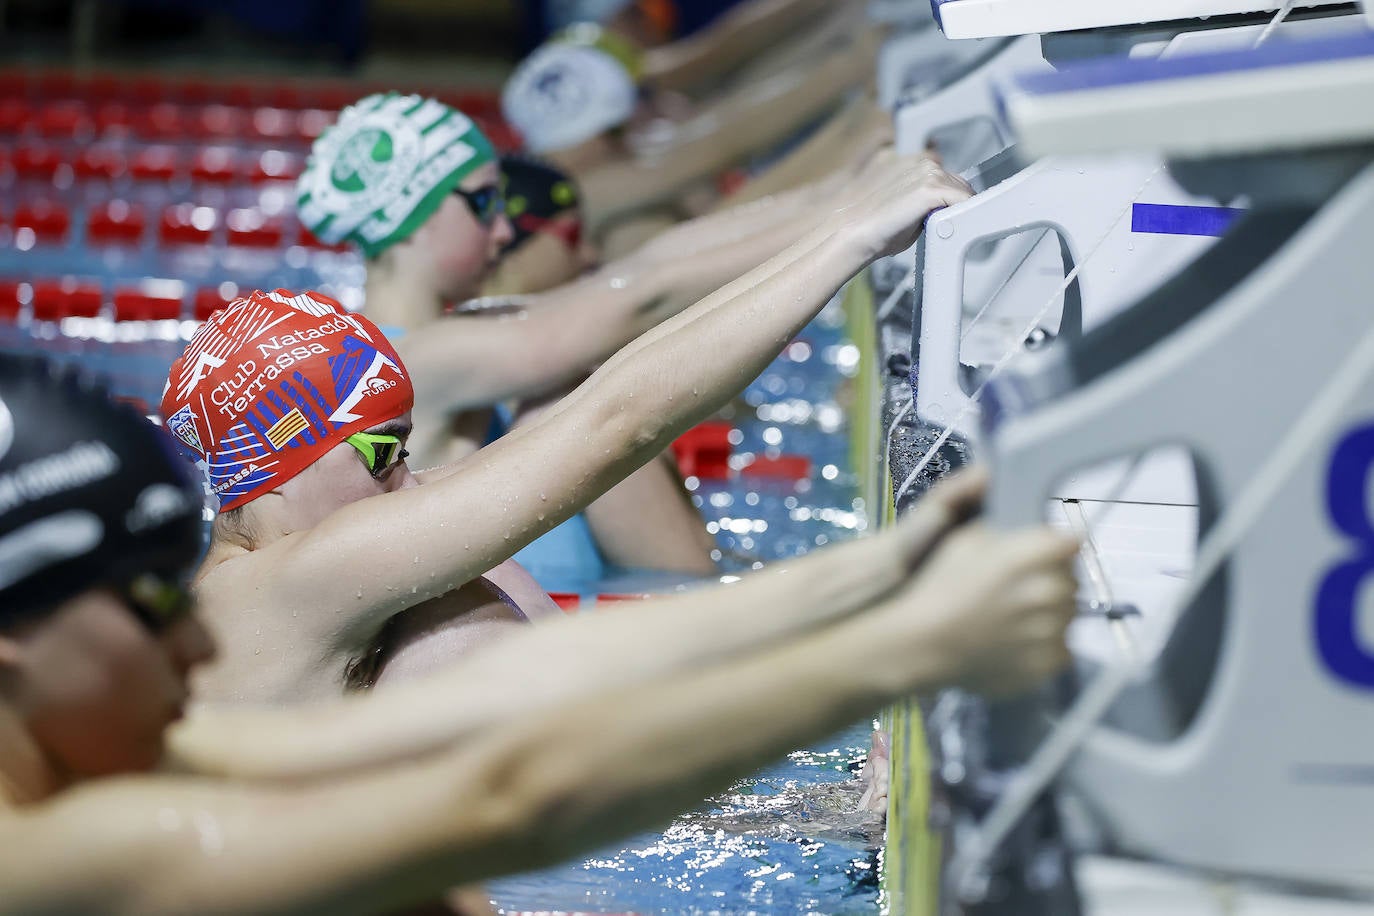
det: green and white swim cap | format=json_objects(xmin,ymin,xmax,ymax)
[
  {"xmin": 297, "ymin": 93, "xmax": 497, "ymax": 258},
  {"xmin": 502, "ymin": 24, "xmax": 643, "ymax": 154}
]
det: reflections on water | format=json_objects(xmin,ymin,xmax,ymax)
[{"xmin": 490, "ymin": 726, "xmax": 884, "ymax": 916}]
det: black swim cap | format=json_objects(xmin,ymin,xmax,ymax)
[
  {"xmin": 500, "ymin": 154, "xmax": 582, "ymax": 253},
  {"xmin": 0, "ymin": 357, "xmax": 205, "ymax": 627}
]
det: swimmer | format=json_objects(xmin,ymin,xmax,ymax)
[
  {"xmin": 185, "ymin": 148, "xmax": 975, "ymax": 700},
  {"xmin": 0, "ymin": 356, "xmax": 1083, "ymax": 916},
  {"xmin": 301, "ymin": 96, "xmax": 904, "ymax": 580},
  {"xmin": 579, "ymin": 0, "xmax": 857, "ymax": 98},
  {"xmin": 501, "ymin": 10, "xmax": 882, "ymax": 245}
]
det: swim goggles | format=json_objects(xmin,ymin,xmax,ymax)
[
  {"xmin": 346, "ymin": 431, "xmax": 410, "ymax": 479},
  {"xmin": 120, "ymin": 573, "xmax": 194, "ymax": 633},
  {"xmin": 454, "ymin": 183, "xmax": 507, "ymax": 227}
]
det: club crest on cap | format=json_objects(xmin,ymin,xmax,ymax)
[{"xmin": 307, "ymin": 110, "xmax": 424, "ymax": 217}]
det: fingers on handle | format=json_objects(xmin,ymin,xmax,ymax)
[
  {"xmin": 1004, "ymin": 527, "xmax": 1084, "ymax": 571},
  {"xmin": 927, "ymin": 466, "xmax": 989, "ymax": 518}
]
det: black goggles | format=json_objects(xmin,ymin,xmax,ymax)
[
  {"xmin": 454, "ymin": 184, "xmax": 507, "ymax": 226},
  {"xmin": 120, "ymin": 573, "xmax": 194, "ymax": 633}
]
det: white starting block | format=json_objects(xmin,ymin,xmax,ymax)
[
  {"xmin": 931, "ymin": 0, "xmax": 1352, "ymax": 40},
  {"xmin": 976, "ymin": 31, "xmax": 1374, "ymax": 899}
]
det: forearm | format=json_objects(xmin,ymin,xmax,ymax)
[
  {"xmin": 657, "ymin": 47, "xmax": 870, "ymax": 176},
  {"xmin": 570, "ymin": 224, "xmax": 868, "ymax": 461},
  {"xmin": 635, "ymin": 184, "xmax": 816, "ymax": 264},
  {"xmin": 715, "ymin": 101, "xmax": 874, "ymax": 209},
  {"xmin": 643, "ymin": 0, "xmax": 836, "ymax": 94},
  {"xmin": 582, "ymin": 49, "xmax": 865, "ymax": 229}
]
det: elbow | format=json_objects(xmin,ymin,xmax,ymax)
[
  {"xmin": 448, "ymin": 719, "xmax": 624, "ymax": 871},
  {"xmin": 478, "ymin": 716, "xmax": 642, "ymax": 867}
]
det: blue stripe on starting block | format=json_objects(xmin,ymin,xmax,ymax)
[{"xmin": 1131, "ymin": 203, "xmax": 1245, "ymax": 238}]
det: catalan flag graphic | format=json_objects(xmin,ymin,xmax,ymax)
[{"xmin": 264, "ymin": 408, "xmax": 310, "ymax": 449}]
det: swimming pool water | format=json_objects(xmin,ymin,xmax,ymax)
[{"xmin": 488, "ymin": 723, "xmax": 883, "ymax": 916}]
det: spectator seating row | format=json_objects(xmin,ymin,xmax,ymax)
[
  {"xmin": 0, "ymin": 277, "xmax": 239, "ymax": 323},
  {"xmin": 0, "ymin": 68, "xmax": 503, "ymax": 119},
  {"xmin": 3, "ymin": 199, "xmax": 347, "ymax": 252},
  {"xmin": 3, "ymin": 143, "xmax": 306, "ymax": 186},
  {"xmin": 0, "ymin": 100, "xmax": 520, "ymax": 150}
]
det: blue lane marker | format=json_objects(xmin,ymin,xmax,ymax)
[{"xmin": 1132, "ymin": 203, "xmax": 1245, "ymax": 238}]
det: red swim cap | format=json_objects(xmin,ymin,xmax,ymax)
[{"xmin": 161, "ymin": 289, "xmax": 413, "ymax": 511}]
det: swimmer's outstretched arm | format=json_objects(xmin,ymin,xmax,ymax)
[
  {"xmin": 171, "ymin": 472, "xmax": 985, "ymax": 781},
  {"xmin": 0, "ymin": 517, "xmax": 1074, "ymax": 916},
  {"xmin": 580, "ymin": 36, "xmax": 876, "ymax": 231},
  {"xmin": 713, "ymin": 94, "xmax": 893, "ymax": 210},
  {"xmin": 641, "ymin": 0, "xmax": 840, "ymax": 94},
  {"xmin": 247, "ymin": 153, "xmax": 967, "ymax": 666}
]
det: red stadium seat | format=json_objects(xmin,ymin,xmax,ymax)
[
  {"xmin": 72, "ymin": 147, "xmax": 127, "ymax": 182},
  {"xmin": 113, "ymin": 288, "xmax": 182, "ymax": 322},
  {"xmin": 12, "ymin": 144, "xmax": 64, "ymax": 182},
  {"xmin": 31, "ymin": 279, "xmax": 102, "ymax": 321},
  {"xmin": 225, "ymin": 208, "xmax": 284, "ymax": 248},
  {"xmin": 193, "ymin": 104, "xmax": 245, "ymax": 139},
  {"xmin": 130, "ymin": 146, "xmax": 183, "ymax": 182},
  {"xmin": 294, "ymin": 108, "xmax": 333, "ymax": 143},
  {"xmin": 0, "ymin": 281, "xmax": 22, "ymax": 322},
  {"xmin": 194, "ymin": 284, "xmax": 238, "ymax": 321},
  {"xmin": 36, "ymin": 102, "xmax": 91, "ymax": 138},
  {"xmin": 248, "ymin": 106, "xmax": 295, "ymax": 141},
  {"xmin": 133, "ymin": 103, "xmax": 188, "ymax": 140},
  {"xmin": 247, "ymin": 149, "xmax": 303, "ymax": 184},
  {"xmin": 190, "ymin": 147, "xmax": 241, "ymax": 184},
  {"xmin": 93, "ymin": 102, "xmax": 136, "ymax": 136},
  {"xmin": 159, "ymin": 204, "xmax": 218, "ymax": 246},
  {"xmin": 0, "ymin": 99, "xmax": 30, "ymax": 134},
  {"xmin": 86, "ymin": 201, "xmax": 147, "ymax": 246},
  {"xmin": 13, "ymin": 200, "xmax": 71, "ymax": 243}
]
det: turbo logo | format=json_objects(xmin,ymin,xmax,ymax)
[{"xmin": 1314, "ymin": 421, "xmax": 1374, "ymax": 691}]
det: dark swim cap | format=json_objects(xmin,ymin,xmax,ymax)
[
  {"xmin": 0, "ymin": 357, "xmax": 205, "ymax": 627},
  {"xmin": 500, "ymin": 154, "xmax": 582, "ymax": 253}
]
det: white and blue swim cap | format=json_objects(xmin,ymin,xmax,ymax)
[{"xmin": 502, "ymin": 24, "xmax": 643, "ymax": 154}]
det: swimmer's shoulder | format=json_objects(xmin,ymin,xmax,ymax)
[{"xmin": 193, "ymin": 532, "xmax": 313, "ymax": 608}]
